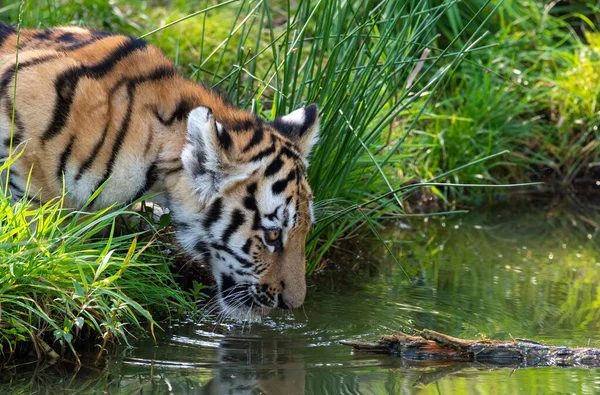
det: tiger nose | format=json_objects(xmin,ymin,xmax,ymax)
[
  {"xmin": 278, "ymin": 294, "xmax": 304, "ymax": 309},
  {"xmin": 277, "ymin": 281, "xmax": 306, "ymax": 309}
]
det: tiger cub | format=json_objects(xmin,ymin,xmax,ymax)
[{"xmin": 0, "ymin": 25, "xmax": 319, "ymax": 320}]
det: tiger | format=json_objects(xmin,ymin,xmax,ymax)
[{"xmin": 0, "ymin": 24, "xmax": 319, "ymax": 320}]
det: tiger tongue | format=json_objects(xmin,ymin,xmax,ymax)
[{"xmin": 260, "ymin": 308, "xmax": 272, "ymax": 317}]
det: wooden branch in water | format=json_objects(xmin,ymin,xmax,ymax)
[{"xmin": 341, "ymin": 329, "xmax": 600, "ymax": 368}]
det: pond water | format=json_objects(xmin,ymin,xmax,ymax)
[{"xmin": 3, "ymin": 200, "xmax": 600, "ymax": 394}]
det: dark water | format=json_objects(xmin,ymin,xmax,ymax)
[{"xmin": 3, "ymin": 201, "xmax": 600, "ymax": 394}]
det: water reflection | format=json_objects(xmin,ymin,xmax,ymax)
[
  {"xmin": 2, "ymin": 201, "xmax": 600, "ymax": 394},
  {"xmin": 120, "ymin": 345, "xmax": 306, "ymax": 394}
]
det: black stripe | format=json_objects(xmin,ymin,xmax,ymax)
[
  {"xmin": 0, "ymin": 54, "xmax": 63, "ymax": 94},
  {"xmin": 272, "ymin": 169, "xmax": 296, "ymax": 195},
  {"xmin": 32, "ymin": 29, "xmax": 53, "ymax": 41},
  {"xmin": 0, "ymin": 54, "xmax": 63, "ymax": 149},
  {"xmin": 255, "ymin": 266, "xmax": 267, "ymax": 275},
  {"xmin": 220, "ymin": 273, "xmax": 255, "ymax": 299},
  {"xmin": 0, "ymin": 24, "xmax": 16, "ymax": 47},
  {"xmin": 252, "ymin": 209, "xmax": 261, "ymax": 231},
  {"xmin": 3, "ymin": 100, "xmax": 24, "ymax": 147},
  {"xmin": 191, "ymin": 155, "xmax": 206, "ymax": 176},
  {"xmin": 10, "ymin": 109, "xmax": 23, "ymax": 146},
  {"xmin": 90, "ymin": 30, "xmax": 113, "ymax": 40},
  {"xmin": 158, "ymin": 156, "xmax": 181, "ymax": 165},
  {"xmin": 242, "ymin": 126, "xmax": 263, "ymax": 153},
  {"xmin": 62, "ymin": 37, "xmax": 109, "ymax": 51},
  {"xmin": 203, "ymin": 197, "xmax": 223, "ymax": 229},
  {"xmin": 220, "ymin": 274, "xmax": 237, "ymax": 294},
  {"xmin": 235, "ymin": 269, "xmax": 252, "ymax": 277},
  {"xmin": 42, "ymin": 38, "xmax": 148, "ymax": 143},
  {"xmin": 87, "ymin": 67, "xmax": 176, "ymax": 204},
  {"xmin": 93, "ymin": 84, "xmax": 136, "ymax": 193},
  {"xmin": 217, "ymin": 128, "xmax": 232, "ymax": 150},
  {"xmin": 242, "ymin": 239, "xmax": 252, "ymax": 255},
  {"xmin": 0, "ymin": 67, "xmax": 15, "ymax": 96},
  {"xmin": 57, "ymin": 135, "xmax": 75, "ymax": 181},
  {"xmin": 194, "ymin": 240, "xmax": 210, "ymax": 257},
  {"xmin": 8, "ymin": 176, "xmax": 23, "ymax": 194},
  {"xmin": 0, "ymin": 50, "xmax": 99, "ymax": 158},
  {"xmin": 77, "ymin": 37, "xmax": 148, "ymax": 78},
  {"xmin": 243, "ymin": 195, "xmax": 257, "ymax": 211},
  {"xmin": 250, "ymin": 144, "xmax": 276, "ymax": 162},
  {"xmin": 164, "ymin": 165, "xmax": 183, "ymax": 176},
  {"xmin": 212, "ymin": 243, "xmax": 253, "ymax": 268},
  {"xmin": 244, "ymin": 195, "xmax": 262, "ymax": 231},
  {"xmin": 130, "ymin": 162, "xmax": 158, "ymax": 203},
  {"xmin": 222, "ymin": 209, "xmax": 245, "ymax": 244},
  {"xmin": 42, "ymin": 72, "xmax": 85, "ymax": 143},
  {"xmin": 75, "ymin": 123, "xmax": 109, "ymax": 181},
  {"xmin": 294, "ymin": 199, "xmax": 300, "ymax": 227},
  {"xmin": 265, "ymin": 206, "xmax": 280, "ymax": 221},
  {"xmin": 56, "ymin": 32, "xmax": 76, "ymax": 43},
  {"xmin": 230, "ymin": 118, "xmax": 257, "ymax": 132},
  {"xmin": 41, "ymin": 30, "xmax": 112, "ymax": 52},
  {"xmin": 143, "ymin": 131, "xmax": 153, "ymax": 156},
  {"xmin": 280, "ymin": 146, "xmax": 301, "ymax": 161},
  {"xmin": 174, "ymin": 220, "xmax": 191, "ymax": 231},
  {"xmin": 283, "ymin": 213, "xmax": 289, "ymax": 228},
  {"xmin": 244, "ymin": 183, "xmax": 261, "ymax": 230},
  {"xmin": 264, "ymin": 156, "xmax": 283, "ymax": 177},
  {"xmin": 154, "ymin": 97, "xmax": 195, "ymax": 126}
]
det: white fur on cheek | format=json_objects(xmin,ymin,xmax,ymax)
[{"xmin": 171, "ymin": 199, "xmax": 266, "ymax": 322}]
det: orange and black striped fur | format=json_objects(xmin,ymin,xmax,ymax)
[{"xmin": 0, "ymin": 25, "xmax": 319, "ymax": 320}]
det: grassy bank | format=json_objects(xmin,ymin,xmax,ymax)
[
  {"xmin": 1, "ymin": 0, "xmax": 599, "ymax": 358},
  {"xmin": 405, "ymin": 1, "xmax": 600, "ymax": 201},
  {"xmin": 0, "ymin": 161, "xmax": 195, "ymax": 360}
]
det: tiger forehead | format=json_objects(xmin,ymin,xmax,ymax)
[
  {"xmin": 222, "ymin": 154, "xmax": 312, "ymax": 205},
  {"xmin": 221, "ymin": 119, "xmax": 305, "ymax": 162}
]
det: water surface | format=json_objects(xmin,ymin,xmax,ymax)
[{"xmin": 3, "ymin": 201, "xmax": 600, "ymax": 394}]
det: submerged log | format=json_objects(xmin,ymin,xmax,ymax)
[{"xmin": 341, "ymin": 329, "xmax": 600, "ymax": 368}]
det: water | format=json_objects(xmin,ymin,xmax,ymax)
[{"xmin": 3, "ymin": 201, "xmax": 600, "ymax": 394}]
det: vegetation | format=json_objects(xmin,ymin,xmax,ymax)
[
  {"xmin": 0, "ymin": 160, "xmax": 194, "ymax": 361},
  {"xmin": 0, "ymin": 0, "xmax": 599, "ymax": 359},
  {"xmin": 407, "ymin": 1, "xmax": 600, "ymax": 198}
]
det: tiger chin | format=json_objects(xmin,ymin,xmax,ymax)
[{"xmin": 0, "ymin": 25, "xmax": 318, "ymax": 321}]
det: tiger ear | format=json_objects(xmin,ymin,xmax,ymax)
[
  {"xmin": 182, "ymin": 106, "xmax": 256, "ymax": 202},
  {"xmin": 273, "ymin": 103, "xmax": 320, "ymax": 159}
]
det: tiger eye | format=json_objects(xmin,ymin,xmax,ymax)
[{"xmin": 268, "ymin": 230, "xmax": 280, "ymax": 241}]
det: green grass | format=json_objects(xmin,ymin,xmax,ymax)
[
  {"xmin": 404, "ymin": 0, "xmax": 600, "ymax": 200},
  {"xmin": 0, "ymin": 160, "xmax": 195, "ymax": 359}
]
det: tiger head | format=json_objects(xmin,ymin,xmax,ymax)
[{"xmin": 170, "ymin": 104, "xmax": 319, "ymax": 320}]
